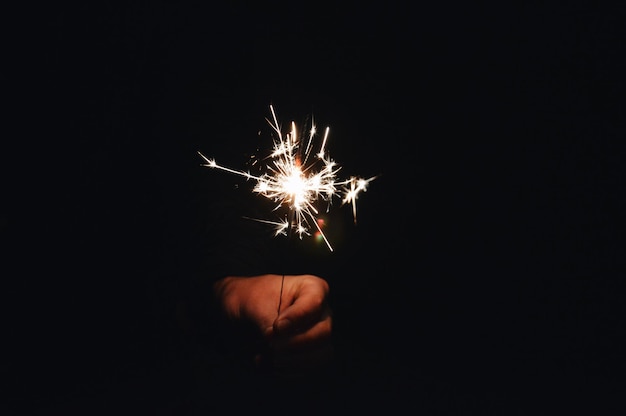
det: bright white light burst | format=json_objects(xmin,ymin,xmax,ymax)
[{"xmin": 198, "ymin": 104, "xmax": 376, "ymax": 251}]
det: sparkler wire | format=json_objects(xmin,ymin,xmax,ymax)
[
  {"xmin": 277, "ymin": 273, "xmax": 285, "ymax": 317},
  {"xmin": 277, "ymin": 209, "xmax": 295, "ymax": 317}
]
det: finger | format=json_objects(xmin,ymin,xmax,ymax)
[{"xmin": 272, "ymin": 312, "xmax": 332, "ymax": 352}]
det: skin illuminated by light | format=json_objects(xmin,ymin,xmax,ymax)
[{"xmin": 198, "ymin": 105, "xmax": 376, "ymax": 251}]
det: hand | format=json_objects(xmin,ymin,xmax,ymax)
[{"xmin": 213, "ymin": 274, "xmax": 333, "ymax": 377}]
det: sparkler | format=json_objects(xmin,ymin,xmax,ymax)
[
  {"xmin": 198, "ymin": 104, "xmax": 376, "ymax": 316},
  {"xmin": 198, "ymin": 104, "xmax": 376, "ymax": 252}
]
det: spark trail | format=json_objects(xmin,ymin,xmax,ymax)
[{"xmin": 198, "ymin": 104, "xmax": 376, "ymax": 251}]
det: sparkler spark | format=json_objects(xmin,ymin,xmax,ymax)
[{"xmin": 198, "ymin": 104, "xmax": 376, "ymax": 252}]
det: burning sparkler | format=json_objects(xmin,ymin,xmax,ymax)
[{"xmin": 198, "ymin": 104, "xmax": 376, "ymax": 252}]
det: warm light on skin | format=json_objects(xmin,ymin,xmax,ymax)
[{"xmin": 198, "ymin": 104, "xmax": 376, "ymax": 251}]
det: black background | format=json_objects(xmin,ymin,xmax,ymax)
[{"xmin": 3, "ymin": 2, "xmax": 625, "ymax": 414}]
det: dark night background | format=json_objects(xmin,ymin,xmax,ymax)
[{"xmin": 3, "ymin": 2, "xmax": 625, "ymax": 414}]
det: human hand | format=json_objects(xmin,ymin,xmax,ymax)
[{"xmin": 213, "ymin": 274, "xmax": 333, "ymax": 377}]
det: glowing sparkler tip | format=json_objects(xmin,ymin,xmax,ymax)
[{"xmin": 199, "ymin": 105, "xmax": 376, "ymax": 251}]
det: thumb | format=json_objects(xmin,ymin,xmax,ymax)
[
  {"xmin": 273, "ymin": 298, "xmax": 319, "ymax": 336},
  {"xmin": 273, "ymin": 315, "xmax": 294, "ymax": 335},
  {"xmin": 272, "ymin": 275, "xmax": 329, "ymax": 336}
]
